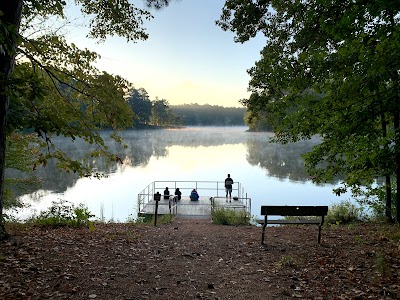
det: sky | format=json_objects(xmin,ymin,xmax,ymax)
[{"xmin": 68, "ymin": 0, "xmax": 265, "ymax": 108}]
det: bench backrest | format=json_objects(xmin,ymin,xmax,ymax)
[{"xmin": 261, "ymin": 205, "xmax": 328, "ymax": 216}]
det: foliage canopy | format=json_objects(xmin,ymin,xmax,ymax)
[
  {"xmin": 218, "ymin": 0, "xmax": 400, "ymax": 222},
  {"xmin": 0, "ymin": 0, "xmax": 172, "ymax": 239}
]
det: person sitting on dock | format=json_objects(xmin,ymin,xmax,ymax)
[
  {"xmin": 163, "ymin": 187, "xmax": 170, "ymax": 200},
  {"xmin": 175, "ymin": 188, "xmax": 182, "ymax": 200},
  {"xmin": 190, "ymin": 189, "xmax": 199, "ymax": 201}
]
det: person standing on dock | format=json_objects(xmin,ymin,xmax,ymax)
[
  {"xmin": 225, "ymin": 174, "xmax": 234, "ymax": 201},
  {"xmin": 163, "ymin": 187, "xmax": 170, "ymax": 200}
]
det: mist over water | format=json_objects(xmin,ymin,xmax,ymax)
[{"xmin": 10, "ymin": 126, "xmax": 347, "ymax": 221}]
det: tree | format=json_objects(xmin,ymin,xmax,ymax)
[
  {"xmin": 0, "ymin": 1, "xmax": 23, "ymax": 240},
  {"xmin": 0, "ymin": 0, "xmax": 170, "ymax": 239},
  {"xmin": 218, "ymin": 1, "xmax": 400, "ymax": 222},
  {"xmin": 151, "ymin": 98, "xmax": 171, "ymax": 126},
  {"xmin": 126, "ymin": 87, "xmax": 152, "ymax": 126},
  {"xmin": 240, "ymin": 93, "xmax": 272, "ymax": 131}
]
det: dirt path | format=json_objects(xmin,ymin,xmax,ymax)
[{"xmin": 1, "ymin": 219, "xmax": 399, "ymax": 299}]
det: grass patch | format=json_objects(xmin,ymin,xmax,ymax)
[
  {"xmin": 4, "ymin": 221, "xmax": 31, "ymax": 232},
  {"xmin": 354, "ymin": 235, "xmax": 365, "ymax": 244},
  {"xmin": 135, "ymin": 214, "xmax": 154, "ymax": 224},
  {"xmin": 211, "ymin": 207, "xmax": 250, "ymax": 226},
  {"xmin": 375, "ymin": 252, "xmax": 391, "ymax": 278},
  {"xmin": 129, "ymin": 213, "xmax": 175, "ymax": 225},
  {"xmin": 386, "ymin": 229, "xmax": 400, "ymax": 243},
  {"xmin": 157, "ymin": 214, "xmax": 175, "ymax": 224},
  {"xmin": 277, "ymin": 255, "xmax": 301, "ymax": 269}
]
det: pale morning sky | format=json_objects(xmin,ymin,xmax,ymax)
[{"xmin": 67, "ymin": 0, "xmax": 265, "ymax": 108}]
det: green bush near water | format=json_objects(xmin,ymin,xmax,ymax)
[
  {"xmin": 326, "ymin": 200, "xmax": 365, "ymax": 225},
  {"xmin": 282, "ymin": 200, "xmax": 365, "ymax": 225},
  {"xmin": 33, "ymin": 199, "xmax": 95, "ymax": 229},
  {"xmin": 211, "ymin": 208, "xmax": 250, "ymax": 225}
]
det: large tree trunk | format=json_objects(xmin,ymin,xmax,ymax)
[
  {"xmin": 395, "ymin": 111, "xmax": 400, "ymax": 224},
  {"xmin": 381, "ymin": 113, "xmax": 392, "ymax": 222},
  {"xmin": 385, "ymin": 175, "xmax": 392, "ymax": 221},
  {"xmin": 0, "ymin": 0, "xmax": 23, "ymax": 240},
  {"xmin": 387, "ymin": 10, "xmax": 400, "ymax": 223}
]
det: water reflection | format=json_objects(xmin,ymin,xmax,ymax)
[
  {"xmin": 8, "ymin": 127, "xmax": 346, "ymax": 221},
  {"xmin": 14, "ymin": 127, "xmax": 322, "ymax": 196},
  {"xmin": 246, "ymin": 137, "xmax": 321, "ymax": 182}
]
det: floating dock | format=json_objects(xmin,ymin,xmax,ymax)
[{"xmin": 137, "ymin": 181, "xmax": 251, "ymax": 219}]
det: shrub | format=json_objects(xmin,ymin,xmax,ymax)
[
  {"xmin": 136, "ymin": 214, "xmax": 153, "ymax": 224},
  {"xmin": 157, "ymin": 214, "xmax": 174, "ymax": 224},
  {"xmin": 211, "ymin": 207, "xmax": 250, "ymax": 226},
  {"xmin": 33, "ymin": 199, "xmax": 95, "ymax": 228},
  {"xmin": 326, "ymin": 200, "xmax": 365, "ymax": 225},
  {"xmin": 375, "ymin": 252, "xmax": 391, "ymax": 278},
  {"xmin": 352, "ymin": 183, "xmax": 397, "ymax": 221},
  {"xmin": 277, "ymin": 255, "xmax": 301, "ymax": 269}
]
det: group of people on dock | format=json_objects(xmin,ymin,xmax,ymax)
[
  {"xmin": 161, "ymin": 174, "xmax": 234, "ymax": 202},
  {"xmin": 163, "ymin": 187, "xmax": 199, "ymax": 201},
  {"xmin": 163, "ymin": 187, "xmax": 182, "ymax": 201}
]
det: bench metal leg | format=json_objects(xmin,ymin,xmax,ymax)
[
  {"xmin": 318, "ymin": 225, "xmax": 322, "ymax": 244},
  {"xmin": 261, "ymin": 215, "xmax": 268, "ymax": 245},
  {"xmin": 261, "ymin": 224, "xmax": 266, "ymax": 244}
]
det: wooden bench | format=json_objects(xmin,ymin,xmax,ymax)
[{"xmin": 258, "ymin": 205, "xmax": 328, "ymax": 245}]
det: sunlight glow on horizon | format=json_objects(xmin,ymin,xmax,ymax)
[{"xmin": 65, "ymin": 0, "xmax": 265, "ymax": 108}]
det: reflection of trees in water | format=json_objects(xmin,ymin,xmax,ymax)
[
  {"xmin": 17, "ymin": 128, "xmax": 322, "ymax": 195},
  {"xmin": 246, "ymin": 137, "xmax": 321, "ymax": 182},
  {"xmin": 32, "ymin": 128, "xmax": 251, "ymax": 194},
  {"xmin": 119, "ymin": 128, "xmax": 248, "ymax": 166},
  {"xmin": 33, "ymin": 160, "xmax": 79, "ymax": 192},
  {"xmin": 28, "ymin": 134, "xmax": 120, "ymax": 194}
]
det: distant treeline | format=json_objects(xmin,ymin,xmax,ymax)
[
  {"xmin": 170, "ymin": 104, "xmax": 246, "ymax": 126},
  {"xmin": 126, "ymin": 88, "xmax": 246, "ymax": 128}
]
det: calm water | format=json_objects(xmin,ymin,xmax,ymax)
[{"xmin": 11, "ymin": 126, "xmax": 348, "ymax": 221}]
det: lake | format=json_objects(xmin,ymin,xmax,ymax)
[{"xmin": 10, "ymin": 126, "xmax": 348, "ymax": 221}]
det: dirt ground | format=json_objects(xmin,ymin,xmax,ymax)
[{"xmin": 1, "ymin": 218, "xmax": 400, "ymax": 300}]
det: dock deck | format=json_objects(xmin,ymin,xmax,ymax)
[{"xmin": 139, "ymin": 196, "xmax": 248, "ymax": 217}]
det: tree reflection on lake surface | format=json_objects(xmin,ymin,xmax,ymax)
[
  {"xmin": 10, "ymin": 127, "xmax": 344, "ymax": 221},
  {"xmin": 246, "ymin": 137, "xmax": 321, "ymax": 182}
]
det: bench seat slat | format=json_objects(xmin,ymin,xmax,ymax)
[
  {"xmin": 257, "ymin": 219, "xmax": 321, "ymax": 225},
  {"xmin": 261, "ymin": 205, "xmax": 328, "ymax": 216}
]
